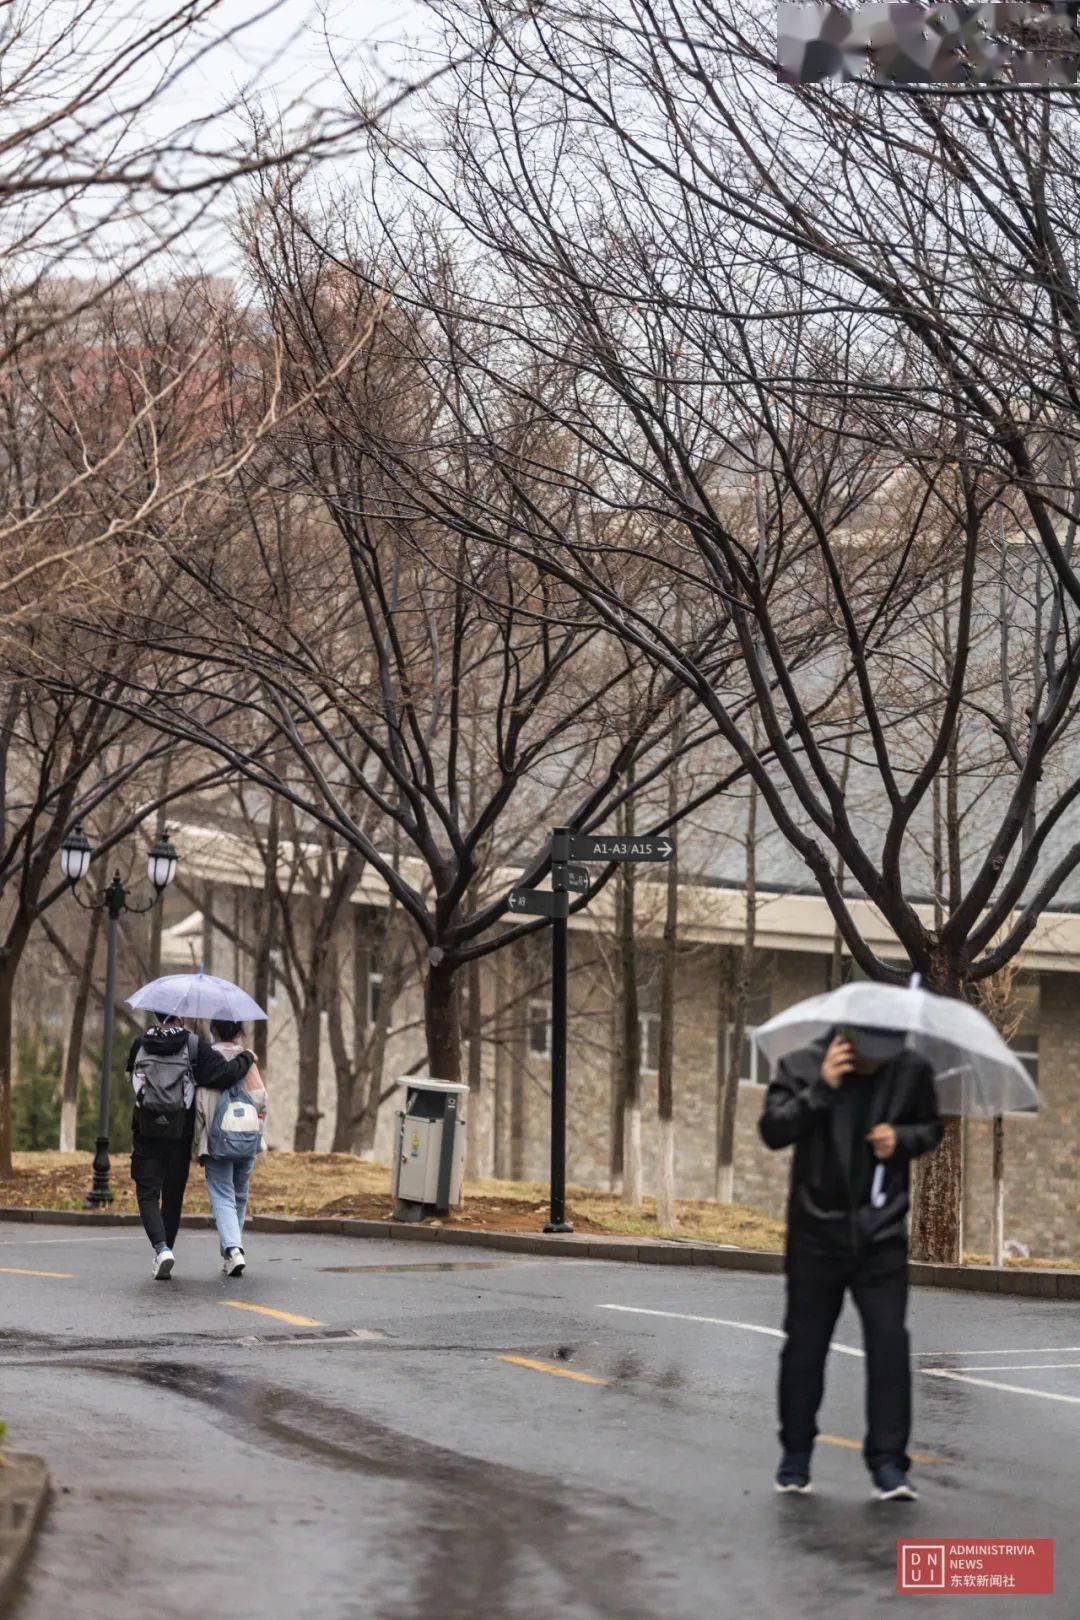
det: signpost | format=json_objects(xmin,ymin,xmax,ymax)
[
  {"xmin": 507, "ymin": 887, "xmax": 569, "ymax": 919},
  {"xmin": 568, "ymin": 833, "xmax": 675, "ymax": 863},
  {"xmin": 552, "ymin": 861, "xmax": 589, "ymax": 894},
  {"xmin": 514, "ymin": 824, "xmax": 675, "ymax": 1234}
]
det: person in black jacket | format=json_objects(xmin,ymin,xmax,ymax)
[
  {"xmin": 759, "ymin": 1024, "xmax": 942, "ymax": 1501},
  {"xmin": 126, "ymin": 1014, "xmax": 254, "ymax": 1279}
]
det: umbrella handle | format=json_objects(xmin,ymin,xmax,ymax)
[{"xmin": 870, "ymin": 1163, "xmax": 887, "ymax": 1208}]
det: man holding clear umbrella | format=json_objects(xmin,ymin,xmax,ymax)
[
  {"xmin": 759, "ymin": 1023, "xmax": 942, "ymax": 1501},
  {"xmin": 754, "ymin": 976, "xmax": 1037, "ymax": 1502}
]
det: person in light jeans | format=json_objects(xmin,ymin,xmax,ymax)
[{"xmin": 193, "ymin": 1019, "xmax": 267, "ymax": 1277}]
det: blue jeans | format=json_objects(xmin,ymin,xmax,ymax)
[{"xmin": 204, "ymin": 1155, "xmax": 256, "ymax": 1255}]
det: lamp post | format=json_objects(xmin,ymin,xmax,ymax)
[{"xmin": 59, "ymin": 825, "xmax": 179, "ymax": 1207}]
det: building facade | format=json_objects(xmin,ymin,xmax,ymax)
[{"xmin": 144, "ymin": 822, "xmax": 1079, "ymax": 1262}]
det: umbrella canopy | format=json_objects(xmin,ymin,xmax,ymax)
[
  {"xmin": 751, "ymin": 979, "xmax": 1039, "ymax": 1116},
  {"xmin": 127, "ymin": 971, "xmax": 267, "ymax": 1023}
]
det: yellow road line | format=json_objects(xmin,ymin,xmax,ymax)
[
  {"xmin": 0, "ymin": 1265, "xmax": 74, "ymax": 1279},
  {"xmin": 220, "ymin": 1301, "xmax": 326, "ymax": 1328},
  {"xmin": 498, "ymin": 1354, "xmax": 608, "ymax": 1386},
  {"xmin": 819, "ymin": 1432, "xmax": 940, "ymax": 1465}
]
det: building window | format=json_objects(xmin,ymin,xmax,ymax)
[
  {"xmin": 639, "ymin": 1012, "xmax": 661, "ymax": 1074},
  {"xmin": 722, "ymin": 994, "xmax": 772, "ymax": 1086},
  {"xmin": 725, "ymin": 1027, "xmax": 765, "ymax": 1087},
  {"xmin": 367, "ymin": 963, "xmax": 383, "ymax": 1028},
  {"xmin": 1008, "ymin": 1032, "xmax": 1038, "ymax": 1091},
  {"xmin": 1003, "ymin": 975, "xmax": 1039, "ymax": 1108},
  {"xmin": 528, "ymin": 999, "xmax": 551, "ymax": 1058}
]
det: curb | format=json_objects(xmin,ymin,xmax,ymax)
[
  {"xmin": 0, "ymin": 1452, "xmax": 50, "ymax": 1615},
  {"xmin": 1, "ymin": 1205, "xmax": 1076, "ymax": 1296}
]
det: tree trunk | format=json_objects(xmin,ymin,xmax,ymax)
[
  {"xmin": 910, "ymin": 1115, "xmax": 963, "ymax": 1264},
  {"xmin": 990, "ymin": 1114, "xmax": 1005, "ymax": 1268},
  {"xmin": 493, "ymin": 947, "xmax": 510, "ymax": 1179},
  {"xmin": 655, "ymin": 757, "xmax": 680, "ymax": 1229},
  {"xmin": 326, "ymin": 941, "xmax": 354, "ymax": 1153},
  {"xmin": 618, "ymin": 799, "xmax": 642, "ymax": 1207},
  {"xmin": 716, "ymin": 778, "xmax": 757, "ymax": 1201},
  {"xmin": 425, "ymin": 952, "xmax": 461, "ymax": 1082},
  {"xmin": 354, "ymin": 970, "xmax": 392, "ymax": 1158},
  {"xmin": 60, "ymin": 909, "xmax": 103, "ymax": 1152},
  {"xmin": 609, "ymin": 911, "xmax": 625, "ymax": 1190},
  {"xmin": 911, "ymin": 939, "xmax": 964, "ymax": 1261},
  {"xmin": 252, "ymin": 802, "xmax": 279, "ymax": 1072},
  {"xmin": 829, "ymin": 718, "xmax": 854, "ymax": 989},
  {"xmin": 0, "ymin": 959, "xmax": 14, "ymax": 1178},
  {"xmin": 510, "ymin": 948, "xmax": 526, "ymax": 1180},
  {"xmin": 293, "ymin": 988, "xmax": 323, "ymax": 1151},
  {"xmin": 147, "ymin": 773, "xmax": 171, "ymax": 979},
  {"xmin": 464, "ymin": 952, "xmax": 483, "ymax": 1178},
  {"xmin": 201, "ymin": 881, "xmax": 215, "ymax": 973}
]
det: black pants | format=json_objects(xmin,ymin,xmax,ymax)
[
  {"xmin": 130, "ymin": 1133, "xmax": 192, "ymax": 1250},
  {"xmin": 779, "ymin": 1239, "xmax": 911, "ymax": 1472}
]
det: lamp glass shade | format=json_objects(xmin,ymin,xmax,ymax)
[
  {"xmin": 147, "ymin": 834, "xmax": 178, "ymax": 891},
  {"xmin": 60, "ymin": 826, "xmax": 93, "ymax": 884}
]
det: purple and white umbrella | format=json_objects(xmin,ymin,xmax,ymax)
[{"xmin": 127, "ymin": 971, "xmax": 267, "ymax": 1023}]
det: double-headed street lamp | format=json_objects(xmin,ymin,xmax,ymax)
[{"xmin": 59, "ymin": 825, "xmax": 179, "ymax": 1206}]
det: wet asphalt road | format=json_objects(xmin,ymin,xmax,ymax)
[{"xmin": 1, "ymin": 1223, "xmax": 1077, "ymax": 1620}]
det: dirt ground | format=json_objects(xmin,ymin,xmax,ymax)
[
  {"xmin": 2, "ymin": 1153, "xmax": 1074, "ymax": 1264},
  {"xmin": 4, "ymin": 1151, "xmax": 784, "ymax": 1247}
]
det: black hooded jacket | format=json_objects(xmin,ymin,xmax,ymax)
[
  {"xmin": 126, "ymin": 1023, "xmax": 254, "ymax": 1140},
  {"xmin": 758, "ymin": 1037, "xmax": 943, "ymax": 1255}
]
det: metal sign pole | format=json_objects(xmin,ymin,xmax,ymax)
[{"xmin": 545, "ymin": 826, "xmax": 573, "ymax": 1233}]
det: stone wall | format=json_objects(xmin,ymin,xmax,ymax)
[{"xmin": 964, "ymin": 971, "xmax": 1078, "ymax": 1261}]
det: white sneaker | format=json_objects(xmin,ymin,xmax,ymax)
[
  {"xmin": 223, "ymin": 1248, "xmax": 246, "ymax": 1277},
  {"xmin": 153, "ymin": 1247, "xmax": 175, "ymax": 1280}
]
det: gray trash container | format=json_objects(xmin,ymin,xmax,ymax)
[{"xmin": 391, "ymin": 1078, "xmax": 469, "ymax": 1221}]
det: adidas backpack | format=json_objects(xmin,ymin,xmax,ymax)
[{"xmin": 133, "ymin": 1034, "xmax": 198, "ymax": 1141}]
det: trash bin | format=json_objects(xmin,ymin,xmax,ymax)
[{"xmin": 391, "ymin": 1078, "xmax": 469, "ymax": 1221}]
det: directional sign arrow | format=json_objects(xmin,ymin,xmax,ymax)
[
  {"xmin": 568, "ymin": 834, "xmax": 675, "ymax": 863},
  {"xmin": 507, "ymin": 887, "xmax": 569, "ymax": 919},
  {"xmin": 552, "ymin": 861, "xmax": 590, "ymax": 894}
]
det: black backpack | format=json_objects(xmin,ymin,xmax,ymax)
[{"xmin": 133, "ymin": 1033, "xmax": 198, "ymax": 1140}]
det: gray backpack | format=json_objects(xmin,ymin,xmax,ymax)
[{"xmin": 133, "ymin": 1034, "xmax": 197, "ymax": 1140}]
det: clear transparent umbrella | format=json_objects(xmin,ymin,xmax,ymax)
[
  {"xmin": 750, "ymin": 978, "xmax": 1039, "ymax": 1116},
  {"xmin": 127, "ymin": 971, "xmax": 267, "ymax": 1023}
]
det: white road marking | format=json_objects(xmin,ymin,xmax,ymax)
[
  {"xmin": 597, "ymin": 1302, "xmax": 865, "ymax": 1357},
  {"xmin": 599, "ymin": 1305, "xmax": 1080, "ymax": 1406},
  {"xmin": 914, "ymin": 1346, "xmax": 1080, "ymax": 1357},
  {"xmin": 0, "ymin": 1234, "xmax": 144, "ymax": 1247},
  {"xmin": 937, "ymin": 1362, "xmax": 1080, "ymax": 1374},
  {"xmin": 922, "ymin": 1368, "xmax": 1080, "ymax": 1405}
]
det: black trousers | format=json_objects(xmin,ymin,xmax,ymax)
[
  {"xmin": 779, "ymin": 1238, "xmax": 911, "ymax": 1472},
  {"xmin": 130, "ymin": 1133, "xmax": 192, "ymax": 1250}
]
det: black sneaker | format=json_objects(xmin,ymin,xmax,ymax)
[
  {"xmin": 872, "ymin": 1462, "xmax": 917, "ymax": 1501},
  {"xmin": 775, "ymin": 1450, "xmax": 812, "ymax": 1494}
]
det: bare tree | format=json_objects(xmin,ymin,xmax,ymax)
[{"xmin": 363, "ymin": 1, "xmax": 1080, "ymax": 1261}]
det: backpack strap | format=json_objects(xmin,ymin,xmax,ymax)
[{"xmin": 186, "ymin": 1032, "xmax": 199, "ymax": 1078}]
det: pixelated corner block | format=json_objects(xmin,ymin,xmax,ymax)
[
  {"xmin": 776, "ymin": 2, "xmax": 1080, "ymax": 86},
  {"xmin": 776, "ymin": 2, "xmax": 868, "ymax": 83}
]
